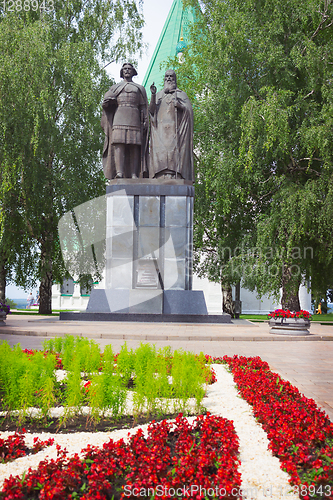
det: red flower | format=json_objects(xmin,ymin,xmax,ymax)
[
  {"xmin": 0, "ymin": 432, "xmax": 54, "ymax": 464},
  {"xmin": 268, "ymin": 309, "xmax": 312, "ymax": 320},
  {"xmin": 0, "ymin": 414, "xmax": 242, "ymax": 499},
  {"xmin": 218, "ymin": 355, "xmax": 332, "ymax": 496}
]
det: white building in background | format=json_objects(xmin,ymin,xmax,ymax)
[
  {"xmin": 52, "ymin": 277, "xmax": 312, "ymax": 314},
  {"xmin": 52, "ymin": 280, "xmax": 90, "ymax": 312}
]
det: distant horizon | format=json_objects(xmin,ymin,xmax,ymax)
[{"xmin": 6, "ymin": 283, "xmax": 38, "ymax": 300}]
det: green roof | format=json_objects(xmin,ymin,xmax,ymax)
[{"xmin": 142, "ymin": 0, "xmax": 198, "ymax": 93}]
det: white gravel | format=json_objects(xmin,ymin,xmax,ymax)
[
  {"xmin": 0, "ymin": 365, "xmax": 299, "ymax": 499},
  {"xmin": 207, "ymin": 365, "xmax": 299, "ymax": 500}
]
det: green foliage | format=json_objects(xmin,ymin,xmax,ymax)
[
  {"xmin": 0, "ymin": 344, "xmax": 28, "ymax": 412},
  {"xmin": 102, "ymin": 344, "xmax": 115, "ymax": 374},
  {"xmin": 132, "ymin": 343, "xmax": 158, "ymax": 415},
  {"xmin": 133, "ymin": 343, "xmax": 157, "ymax": 385},
  {"xmin": 116, "ymin": 343, "xmax": 135, "ymax": 386},
  {"xmin": 0, "ymin": 1, "xmax": 145, "ymax": 310},
  {"xmin": 74, "ymin": 339, "xmax": 101, "ymax": 374},
  {"xmin": 177, "ymin": 0, "xmax": 333, "ymax": 306},
  {"xmin": 61, "ymin": 335, "xmax": 76, "ymax": 371},
  {"xmin": 39, "ymin": 375, "xmax": 56, "ymax": 421},
  {"xmin": 2, "ymin": 298, "xmax": 16, "ymax": 309},
  {"xmin": 87, "ymin": 372, "xmax": 126, "ymax": 422},
  {"xmin": 155, "ymin": 349, "xmax": 173, "ymax": 401},
  {"xmin": 62, "ymin": 359, "xmax": 84, "ymax": 420},
  {"xmin": 0, "ymin": 339, "xmax": 208, "ymax": 426},
  {"xmin": 171, "ymin": 350, "xmax": 205, "ymax": 413},
  {"xmin": 45, "ymin": 335, "xmax": 101, "ymax": 372},
  {"xmin": 0, "ymin": 342, "xmax": 56, "ymax": 421}
]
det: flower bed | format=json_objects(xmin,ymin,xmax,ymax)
[
  {"xmin": 0, "ymin": 432, "xmax": 54, "ymax": 463},
  {"xmin": 219, "ymin": 355, "xmax": 333, "ymax": 500},
  {"xmin": 1, "ymin": 352, "xmax": 333, "ymax": 499},
  {"xmin": 0, "ymin": 340, "xmax": 215, "ymax": 429},
  {"xmin": 267, "ymin": 310, "xmax": 312, "ymax": 335},
  {"xmin": 0, "ymin": 414, "xmax": 241, "ymax": 499},
  {"xmin": 268, "ymin": 309, "xmax": 312, "ymax": 320}
]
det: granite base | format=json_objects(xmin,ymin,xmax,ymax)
[{"xmin": 86, "ymin": 289, "xmax": 209, "ymax": 316}]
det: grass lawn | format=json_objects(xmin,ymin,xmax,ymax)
[{"xmin": 9, "ymin": 310, "xmax": 74, "ymax": 316}]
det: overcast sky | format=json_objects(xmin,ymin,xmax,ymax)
[
  {"xmin": 6, "ymin": 0, "xmax": 174, "ymax": 299},
  {"xmin": 108, "ymin": 0, "xmax": 174, "ymax": 84}
]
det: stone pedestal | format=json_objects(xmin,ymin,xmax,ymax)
[
  {"xmin": 86, "ymin": 179, "xmax": 210, "ymax": 316},
  {"xmin": 105, "ymin": 179, "xmax": 193, "ymax": 291}
]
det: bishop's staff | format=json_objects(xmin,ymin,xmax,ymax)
[{"xmin": 174, "ymin": 89, "xmax": 179, "ymax": 179}]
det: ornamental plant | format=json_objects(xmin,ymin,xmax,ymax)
[
  {"xmin": 0, "ymin": 340, "xmax": 214, "ymax": 428},
  {"xmin": 221, "ymin": 355, "xmax": 333, "ymax": 500},
  {"xmin": 268, "ymin": 309, "xmax": 312, "ymax": 320},
  {"xmin": 0, "ymin": 302, "xmax": 10, "ymax": 314},
  {"xmin": 0, "ymin": 343, "xmax": 57, "ymax": 423},
  {"xmin": 0, "ymin": 431, "xmax": 54, "ymax": 463},
  {"xmin": 86, "ymin": 371, "xmax": 127, "ymax": 423},
  {"xmin": 0, "ymin": 414, "xmax": 242, "ymax": 499},
  {"xmin": 23, "ymin": 348, "xmax": 63, "ymax": 370}
]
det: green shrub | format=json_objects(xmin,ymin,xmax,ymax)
[
  {"xmin": 62, "ymin": 358, "xmax": 84, "ymax": 422},
  {"xmin": 116, "ymin": 343, "xmax": 135, "ymax": 386},
  {"xmin": 102, "ymin": 345, "xmax": 115, "ymax": 374},
  {"xmin": 171, "ymin": 350, "xmax": 206, "ymax": 413},
  {"xmin": 0, "ymin": 339, "xmax": 208, "ymax": 427},
  {"xmin": 87, "ymin": 372, "xmax": 126, "ymax": 422},
  {"xmin": 0, "ymin": 342, "xmax": 57, "ymax": 422}
]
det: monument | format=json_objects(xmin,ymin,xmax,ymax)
[
  {"xmin": 149, "ymin": 70, "xmax": 193, "ymax": 180},
  {"xmin": 84, "ymin": 67, "xmax": 230, "ymax": 323},
  {"xmin": 101, "ymin": 63, "xmax": 149, "ymax": 180}
]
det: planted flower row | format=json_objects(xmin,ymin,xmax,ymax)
[
  {"xmin": 218, "ymin": 355, "xmax": 333, "ymax": 500},
  {"xmin": 4, "ymin": 351, "xmax": 331, "ymax": 499},
  {"xmin": 268, "ymin": 309, "xmax": 312, "ymax": 319},
  {"xmin": 0, "ymin": 341, "xmax": 215, "ymax": 427},
  {"xmin": 23, "ymin": 342, "xmax": 215, "ymax": 382},
  {"xmin": 0, "ymin": 414, "xmax": 242, "ymax": 499},
  {"xmin": 0, "ymin": 432, "xmax": 54, "ymax": 463}
]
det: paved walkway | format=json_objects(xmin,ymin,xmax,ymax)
[{"xmin": 1, "ymin": 315, "xmax": 333, "ymax": 421}]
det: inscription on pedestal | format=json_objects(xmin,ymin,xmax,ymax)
[{"xmin": 136, "ymin": 259, "xmax": 159, "ymax": 288}]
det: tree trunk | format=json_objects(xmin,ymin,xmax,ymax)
[
  {"xmin": 221, "ymin": 283, "xmax": 234, "ymax": 317},
  {"xmin": 283, "ymin": 293, "xmax": 300, "ymax": 311},
  {"xmin": 234, "ymin": 281, "xmax": 241, "ymax": 319},
  {"xmin": 39, "ymin": 234, "xmax": 53, "ymax": 314},
  {"xmin": 0, "ymin": 257, "xmax": 6, "ymax": 304},
  {"xmin": 281, "ymin": 265, "xmax": 301, "ymax": 311}
]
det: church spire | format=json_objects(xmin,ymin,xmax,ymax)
[{"xmin": 142, "ymin": 0, "xmax": 198, "ymax": 92}]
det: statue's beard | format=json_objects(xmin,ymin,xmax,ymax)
[{"xmin": 164, "ymin": 81, "xmax": 176, "ymax": 93}]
